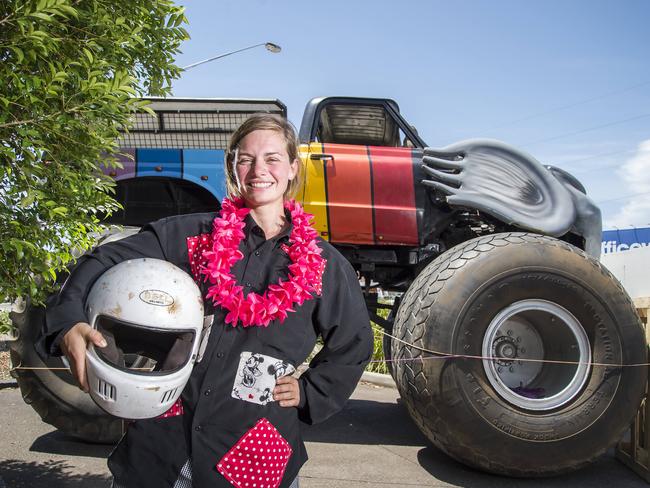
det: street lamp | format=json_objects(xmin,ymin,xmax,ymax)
[{"xmin": 182, "ymin": 42, "xmax": 282, "ymax": 71}]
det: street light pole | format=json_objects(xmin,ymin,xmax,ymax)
[{"xmin": 182, "ymin": 42, "xmax": 282, "ymax": 71}]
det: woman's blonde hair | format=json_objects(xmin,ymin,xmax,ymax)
[{"xmin": 225, "ymin": 113, "xmax": 303, "ymax": 199}]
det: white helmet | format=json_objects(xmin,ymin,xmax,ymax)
[{"xmin": 84, "ymin": 258, "xmax": 204, "ymax": 419}]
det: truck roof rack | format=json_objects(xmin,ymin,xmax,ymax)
[{"xmin": 117, "ymin": 97, "xmax": 287, "ymax": 150}]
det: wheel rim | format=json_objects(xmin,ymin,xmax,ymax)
[{"xmin": 482, "ymin": 299, "xmax": 591, "ymax": 411}]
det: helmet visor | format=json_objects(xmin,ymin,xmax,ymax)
[{"xmin": 94, "ymin": 315, "xmax": 196, "ymax": 375}]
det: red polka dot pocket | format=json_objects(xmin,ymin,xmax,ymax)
[{"xmin": 217, "ymin": 417, "xmax": 292, "ymax": 488}]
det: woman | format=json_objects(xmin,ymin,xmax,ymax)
[{"xmin": 39, "ymin": 114, "xmax": 373, "ymax": 488}]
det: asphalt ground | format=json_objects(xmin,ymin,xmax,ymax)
[{"xmin": 0, "ymin": 381, "xmax": 647, "ymax": 488}]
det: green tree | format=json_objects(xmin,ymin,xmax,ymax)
[{"xmin": 0, "ymin": 0, "xmax": 188, "ymax": 304}]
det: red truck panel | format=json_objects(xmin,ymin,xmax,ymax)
[{"xmin": 369, "ymin": 146, "xmax": 418, "ymax": 245}]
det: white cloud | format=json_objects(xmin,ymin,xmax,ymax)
[{"xmin": 605, "ymin": 140, "xmax": 650, "ymax": 228}]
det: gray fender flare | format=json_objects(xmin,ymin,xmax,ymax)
[{"xmin": 421, "ymin": 139, "xmax": 601, "ymax": 258}]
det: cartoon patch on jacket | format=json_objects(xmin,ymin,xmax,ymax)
[
  {"xmin": 241, "ymin": 353, "xmax": 264, "ymax": 387},
  {"xmin": 268, "ymin": 360, "xmax": 294, "ymax": 379},
  {"xmin": 231, "ymin": 352, "xmax": 295, "ymax": 405}
]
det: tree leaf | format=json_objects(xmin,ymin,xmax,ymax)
[
  {"xmin": 29, "ymin": 12, "xmax": 53, "ymax": 21},
  {"xmin": 10, "ymin": 46, "xmax": 25, "ymax": 63},
  {"xmin": 82, "ymin": 47, "xmax": 94, "ymax": 64}
]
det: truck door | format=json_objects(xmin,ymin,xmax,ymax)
[{"xmin": 302, "ymin": 101, "xmax": 420, "ymax": 246}]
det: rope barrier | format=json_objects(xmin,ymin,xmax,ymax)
[
  {"xmin": 6, "ymin": 324, "xmax": 650, "ymax": 373},
  {"xmin": 369, "ymin": 325, "xmax": 650, "ymax": 368},
  {"xmin": 9, "ymin": 364, "xmax": 153, "ymax": 372}
]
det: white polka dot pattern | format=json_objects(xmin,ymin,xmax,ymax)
[
  {"xmin": 156, "ymin": 397, "xmax": 184, "ymax": 419},
  {"xmin": 186, "ymin": 233, "xmax": 212, "ymax": 281},
  {"xmin": 217, "ymin": 417, "xmax": 292, "ymax": 488}
]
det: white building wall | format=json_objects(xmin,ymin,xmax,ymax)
[{"xmin": 600, "ymin": 246, "xmax": 650, "ymax": 299}]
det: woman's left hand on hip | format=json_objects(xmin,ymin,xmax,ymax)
[{"xmin": 273, "ymin": 375, "xmax": 300, "ymax": 407}]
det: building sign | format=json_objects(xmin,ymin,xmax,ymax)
[{"xmin": 602, "ymin": 227, "xmax": 650, "ymax": 254}]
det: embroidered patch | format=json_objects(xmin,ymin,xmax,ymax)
[
  {"xmin": 217, "ymin": 417, "xmax": 292, "ymax": 488},
  {"xmin": 231, "ymin": 352, "xmax": 295, "ymax": 406}
]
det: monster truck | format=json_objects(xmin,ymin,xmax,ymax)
[{"xmin": 11, "ymin": 96, "xmax": 646, "ymax": 476}]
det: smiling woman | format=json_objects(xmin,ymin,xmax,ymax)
[{"xmin": 39, "ymin": 112, "xmax": 373, "ymax": 488}]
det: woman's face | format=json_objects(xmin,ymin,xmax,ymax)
[{"xmin": 235, "ymin": 129, "xmax": 297, "ymax": 210}]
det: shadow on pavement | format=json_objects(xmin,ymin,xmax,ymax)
[
  {"xmin": 0, "ymin": 459, "xmax": 111, "ymax": 488},
  {"xmin": 416, "ymin": 446, "xmax": 646, "ymax": 488},
  {"xmin": 303, "ymin": 397, "xmax": 647, "ymax": 487},
  {"xmin": 30, "ymin": 430, "xmax": 114, "ymax": 458},
  {"xmin": 302, "ymin": 398, "xmax": 429, "ymax": 446}
]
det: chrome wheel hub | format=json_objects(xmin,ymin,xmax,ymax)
[{"xmin": 482, "ymin": 299, "xmax": 591, "ymax": 411}]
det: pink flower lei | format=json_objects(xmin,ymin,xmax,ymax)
[{"xmin": 201, "ymin": 197, "xmax": 326, "ymax": 327}]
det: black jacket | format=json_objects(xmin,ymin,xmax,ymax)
[{"xmin": 39, "ymin": 211, "xmax": 373, "ymax": 488}]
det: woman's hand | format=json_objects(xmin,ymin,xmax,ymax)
[
  {"xmin": 273, "ymin": 375, "xmax": 300, "ymax": 407},
  {"xmin": 61, "ymin": 322, "xmax": 106, "ymax": 392}
]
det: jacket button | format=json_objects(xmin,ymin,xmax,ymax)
[
  {"xmin": 245, "ymin": 282, "xmax": 251, "ymax": 287},
  {"xmin": 204, "ymin": 389, "xmax": 211, "ymax": 396},
  {"xmin": 217, "ymin": 352, "xmax": 224, "ymax": 358},
  {"xmin": 194, "ymin": 425, "xmax": 202, "ymax": 432},
  {"xmin": 254, "ymin": 251, "xmax": 260, "ymax": 256}
]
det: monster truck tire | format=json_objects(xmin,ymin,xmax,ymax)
[
  {"xmin": 382, "ymin": 331, "xmax": 394, "ymax": 379},
  {"xmin": 382, "ymin": 300, "xmax": 400, "ymax": 380},
  {"xmin": 10, "ymin": 303, "xmax": 122, "ymax": 443},
  {"xmin": 392, "ymin": 232, "xmax": 647, "ymax": 476}
]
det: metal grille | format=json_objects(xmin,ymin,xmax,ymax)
[
  {"xmin": 117, "ymin": 128, "xmax": 234, "ymax": 149},
  {"xmin": 117, "ymin": 98, "xmax": 286, "ymax": 150}
]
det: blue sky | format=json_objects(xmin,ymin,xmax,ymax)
[{"xmin": 172, "ymin": 0, "xmax": 650, "ymax": 230}]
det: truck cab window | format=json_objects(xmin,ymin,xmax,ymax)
[{"xmin": 316, "ymin": 103, "xmax": 403, "ymax": 147}]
